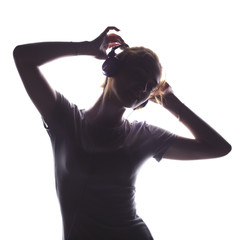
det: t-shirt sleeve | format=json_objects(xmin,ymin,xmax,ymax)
[
  {"xmin": 42, "ymin": 91, "xmax": 78, "ymax": 135},
  {"xmin": 144, "ymin": 123, "xmax": 177, "ymax": 162}
]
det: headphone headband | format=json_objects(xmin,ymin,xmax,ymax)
[{"xmin": 108, "ymin": 45, "xmax": 123, "ymax": 58}]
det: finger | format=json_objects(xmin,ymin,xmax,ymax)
[
  {"xmin": 148, "ymin": 96, "xmax": 157, "ymax": 104},
  {"xmin": 102, "ymin": 26, "xmax": 120, "ymax": 36},
  {"xmin": 160, "ymin": 82, "xmax": 170, "ymax": 91},
  {"xmin": 108, "ymin": 42, "xmax": 121, "ymax": 48},
  {"xmin": 107, "ymin": 33, "xmax": 124, "ymax": 42},
  {"xmin": 107, "ymin": 34, "xmax": 127, "ymax": 47}
]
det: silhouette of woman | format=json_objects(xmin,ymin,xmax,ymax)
[{"xmin": 13, "ymin": 26, "xmax": 231, "ymax": 240}]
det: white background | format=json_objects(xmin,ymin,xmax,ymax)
[{"xmin": 1, "ymin": 0, "xmax": 239, "ymax": 239}]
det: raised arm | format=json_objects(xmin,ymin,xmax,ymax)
[
  {"xmin": 13, "ymin": 26, "xmax": 126, "ymax": 123},
  {"xmin": 156, "ymin": 84, "xmax": 232, "ymax": 160}
]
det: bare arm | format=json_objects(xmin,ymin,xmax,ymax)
[
  {"xmin": 13, "ymin": 26, "xmax": 126, "ymax": 123},
  {"xmin": 159, "ymin": 86, "xmax": 231, "ymax": 160}
]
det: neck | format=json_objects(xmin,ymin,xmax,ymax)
[{"xmin": 86, "ymin": 91, "xmax": 126, "ymax": 128}]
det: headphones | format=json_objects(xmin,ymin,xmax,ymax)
[
  {"xmin": 102, "ymin": 45, "xmax": 149, "ymax": 110},
  {"xmin": 102, "ymin": 45, "xmax": 123, "ymax": 77}
]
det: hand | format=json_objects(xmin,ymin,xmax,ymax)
[
  {"xmin": 149, "ymin": 81, "xmax": 173, "ymax": 105},
  {"xmin": 90, "ymin": 26, "xmax": 128, "ymax": 59}
]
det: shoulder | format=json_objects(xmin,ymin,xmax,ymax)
[
  {"xmin": 125, "ymin": 120, "xmax": 176, "ymax": 148},
  {"xmin": 45, "ymin": 92, "xmax": 85, "ymax": 130},
  {"xmin": 55, "ymin": 91, "xmax": 84, "ymax": 117},
  {"xmin": 129, "ymin": 120, "xmax": 174, "ymax": 138}
]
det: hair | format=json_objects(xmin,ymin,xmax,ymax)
[
  {"xmin": 101, "ymin": 46, "xmax": 165, "ymax": 105},
  {"xmin": 117, "ymin": 46, "xmax": 162, "ymax": 81}
]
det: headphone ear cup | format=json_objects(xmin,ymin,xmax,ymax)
[{"xmin": 102, "ymin": 57, "xmax": 120, "ymax": 77}]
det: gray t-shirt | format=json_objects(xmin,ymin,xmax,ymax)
[{"xmin": 44, "ymin": 92, "xmax": 176, "ymax": 240}]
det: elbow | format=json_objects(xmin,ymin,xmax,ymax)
[
  {"xmin": 13, "ymin": 45, "xmax": 23, "ymax": 61},
  {"xmin": 214, "ymin": 141, "xmax": 232, "ymax": 158},
  {"xmin": 222, "ymin": 142, "xmax": 232, "ymax": 156},
  {"xmin": 13, "ymin": 45, "xmax": 29, "ymax": 64},
  {"xmin": 13, "ymin": 44, "xmax": 38, "ymax": 66},
  {"xmin": 13, "ymin": 45, "xmax": 19, "ymax": 58}
]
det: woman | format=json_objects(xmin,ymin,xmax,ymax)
[{"xmin": 13, "ymin": 26, "xmax": 231, "ymax": 240}]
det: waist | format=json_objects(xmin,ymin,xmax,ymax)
[{"xmin": 80, "ymin": 184, "xmax": 136, "ymax": 217}]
